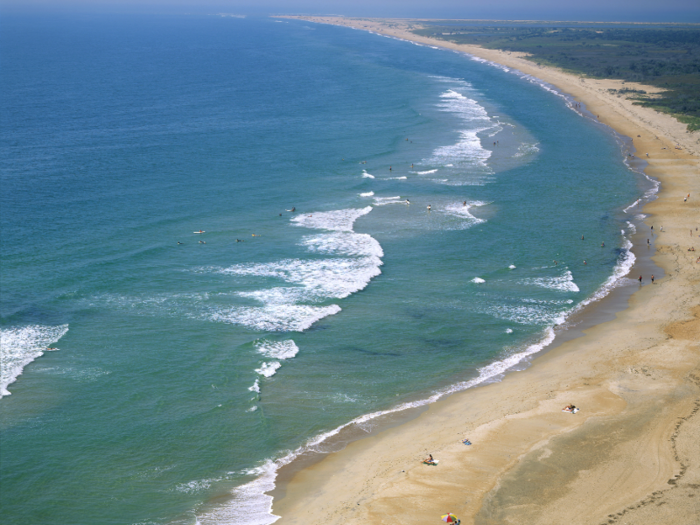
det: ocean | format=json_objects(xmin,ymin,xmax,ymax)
[{"xmin": 0, "ymin": 14, "xmax": 655, "ymax": 525}]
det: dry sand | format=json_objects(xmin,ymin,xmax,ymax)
[{"xmin": 272, "ymin": 16, "xmax": 700, "ymax": 525}]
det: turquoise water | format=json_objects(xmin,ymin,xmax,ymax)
[{"xmin": 0, "ymin": 14, "xmax": 652, "ymax": 525}]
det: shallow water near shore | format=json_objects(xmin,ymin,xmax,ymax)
[{"xmin": 0, "ymin": 14, "xmax": 656, "ymax": 525}]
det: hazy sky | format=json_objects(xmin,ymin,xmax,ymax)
[{"xmin": 4, "ymin": 0, "xmax": 700, "ymax": 22}]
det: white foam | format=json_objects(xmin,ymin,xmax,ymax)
[
  {"xmin": 205, "ymin": 304, "xmax": 342, "ymax": 332},
  {"xmin": 359, "ymin": 191, "xmax": 374, "ymax": 197},
  {"xmin": 0, "ymin": 324, "xmax": 69, "ymax": 398},
  {"xmin": 373, "ymin": 196, "xmax": 404, "ymax": 206},
  {"xmin": 255, "ymin": 362, "xmax": 281, "ymax": 378},
  {"xmin": 626, "ymin": 221, "xmax": 637, "ymax": 234},
  {"xmin": 471, "ymin": 277, "xmax": 485, "ymax": 284},
  {"xmin": 255, "ymin": 340, "xmax": 299, "ymax": 360},
  {"xmin": 424, "ymin": 89, "xmax": 495, "ymax": 172},
  {"xmin": 428, "ymin": 129, "xmax": 492, "ymax": 169},
  {"xmin": 175, "ymin": 476, "xmax": 230, "ymax": 494},
  {"xmin": 302, "ymin": 232, "xmax": 384, "ymax": 258},
  {"xmin": 571, "ymin": 236, "xmax": 636, "ymax": 313},
  {"xmin": 414, "ymin": 169, "xmax": 438, "ymax": 175},
  {"xmin": 509, "ymin": 265, "xmax": 517, "ymax": 270},
  {"xmin": 206, "ymin": 207, "xmax": 382, "ymax": 333},
  {"xmin": 384, "ymin": 176, "xmax": 407, "ymax": 180},
  {"xmin": 505, "ymin": 328, "xmax": 514, "ymax": 334},
  {"xmin": 623, "ymin": 199, "xmax": 641, "ymax": 213},
  {"xmin": 248, "ymin": 379, "xmax": 260, "ymax": 393},
  {"xmin": 195, "ymin": 460, "xmax": 279, "ymax": 525},
  {"xmin": 486, "ymin": 303, "xmax": 568, "ymax": 326},
  {"xmin": 224, "ymin": 257, "xmax": 382, "ymax": 302},
  {"xmin": 514, "ymin": 142, "xmax": 540, "ymax": 158},
  {"xmin": 443, "ymin": 201, "xmax": 488, "ymax": 226},
  {"xmin": 291, "ymin": 207, "xmax": 372, "ymax": 232},
  {"xmin": 361, "ymin": 170, "xmax": 375, "ymax": 179},
  {"xmin": 521, "ymin": 270, "xmax": 580, "ymax": 293}
]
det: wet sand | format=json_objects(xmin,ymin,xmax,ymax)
[{"xmin": 273, "ymin": 16, "xmax": 700, "ymax": 525}]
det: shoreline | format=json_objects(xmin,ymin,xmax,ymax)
[{"xmin": 270, "ymin": 17, "xmax": 700, "ymax": 525}]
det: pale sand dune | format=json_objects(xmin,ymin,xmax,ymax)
[{"xmin": 273, "ymin": 16, "xmax": 700, "ymax": 525}]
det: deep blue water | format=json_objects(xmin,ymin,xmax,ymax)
[{"xmin": 0, "ymin": 14, "xmax": 651, "ymax": 525}]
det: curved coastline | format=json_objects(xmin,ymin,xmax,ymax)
[{"xmin": 268, "ymin": 16, "xmax": 700, "ymax": 525}]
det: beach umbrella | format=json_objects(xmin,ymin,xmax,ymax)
[{"xmin": 441, "ymin": 514, "xmax": 459, "ymax": 523}]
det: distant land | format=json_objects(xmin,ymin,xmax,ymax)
[{"xmin": 403, "ymin": 19, "xmax": 700, "ymax": 131}]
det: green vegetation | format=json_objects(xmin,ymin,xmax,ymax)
[{"xmin": 411, "ymin": 22, "xmax": 700, "ymax": 131}]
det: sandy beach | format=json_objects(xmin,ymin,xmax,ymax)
[{"xmin": 273, "ymin": 17, "xmax": 700, "ymax": 525}]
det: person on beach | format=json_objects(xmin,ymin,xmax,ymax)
[
  {"xmin": 651, "ymin": 275, "xmax": 655, "ymax": 284},
  {"xmin": 639, "ymin": 275, "xmax": 643, "ymax": 283}
]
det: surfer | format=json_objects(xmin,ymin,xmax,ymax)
[
  {"xmin": 286, "ymin": 207, "xmax": 296, "ymax": 212},
  {"xmin": 405, "ymin": 199, "xmax": 410, "ymax": 205},
  {"xmin": 236, "ymin": 239, "xmax": 243, "ymax": 242},
  {"xmin": 177, "ymin": 242, "xmax": 183, "ymax": 245},
  {"xmin": 199, "ymin": 240, "xmax": 205, "ymax": 244}
]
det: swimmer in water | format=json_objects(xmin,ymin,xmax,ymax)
[
  {"xmin": 463, "ymin": 201, "xmax": 467, "ymax": 206},
  {"xmin": 199, "ymin": 240, "xmax": 205, "ymax": 244},
  {"xmin": 177, "ymin": 241, "xmax": 183, "ymax": 245},
  {"xmin": 427, "ymin": 204, "xmax": 432, "ymax": 211},
  {"xmin": 601, "ymin": 242, "xmax": 605, "ymax": 247}
]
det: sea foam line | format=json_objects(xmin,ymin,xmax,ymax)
[{"xmin": 0, "ymin": 324, "xmax": 69, "ymax": 398}]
